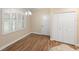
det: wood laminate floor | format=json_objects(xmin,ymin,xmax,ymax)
[
  {"xmin": 3, "ymin": 33, "xmax": 79, "ymax": 51},
  {"xmin": 3, "ymin": 33, "xmax": 50, "ymax": 51}
]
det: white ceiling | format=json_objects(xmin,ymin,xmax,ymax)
[{"xmin": 1, "ymin": 8, "xmax": 42, "ymax": 13}]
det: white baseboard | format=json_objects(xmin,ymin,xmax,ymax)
[
  {"xmin": 0, "ymin": 32, "xmax": 49, "ymax": 50},
  {"xmin": 0, "ymin": 32, "xmax": 31, "ymax": 50},
  {"xmin": 1, "ymin": 31, "xmax": 78, "ymax": 50},
  {"xmin": 31, "ymin": 32, "xmax": 50, "ymax": 36},
  {"xmin": 50, "ymin": 38, "xmax": 79, "ymax": 46}
]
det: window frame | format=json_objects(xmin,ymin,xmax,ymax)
[{"xmin": 2, "ymin": 9, "xmax": 26, "ymax": 35}]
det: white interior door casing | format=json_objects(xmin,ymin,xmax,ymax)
[{"xmin": 51, "ymin": 12, "xmax": 77, "ymax": 44}]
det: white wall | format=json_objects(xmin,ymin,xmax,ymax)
[{"xmin": 30, "ymin": 8, "xmax": 50, "ymax": 35}]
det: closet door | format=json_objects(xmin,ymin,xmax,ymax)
[{"xmin": 51, "ymin": 12, "xmax": 77, "ymax": 44}]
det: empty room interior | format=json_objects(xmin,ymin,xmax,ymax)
[{"xmin": 0, "ymin": 8, "xmax": 79, "ymax": 51}]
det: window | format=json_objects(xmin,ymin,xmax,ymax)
[{"xmin": 2, "ymin": 9, "xmax": 25, "ymax": 34}]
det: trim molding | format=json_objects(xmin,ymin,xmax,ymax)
[
  {"xmin": 31, "ymin": 32, "xmax": 50, "ymax": 36},
  {"xmin": 0, "ymin": 33, "xmax": 31, "ymax": 50},
  {"xmin": 0, "ymin": 32, "xmax": 50, "ymax": 50}
]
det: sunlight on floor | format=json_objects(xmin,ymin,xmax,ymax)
[{"xmin": 48, "ymin": 44, "xmax": 79, "ymax": 51}]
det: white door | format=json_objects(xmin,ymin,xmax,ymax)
[
  {"xmin": 41, "ymin": 15, "xmax": 49, "ymax": 35},
  {"xmin": 51, "ymin": 12, "xmax": 77, "ymax": 44}
]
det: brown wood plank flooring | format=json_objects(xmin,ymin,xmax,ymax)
[
  {"xmin": 3, "ymin": 33, "xmax": 50, "ymax": 51},
  {"xmin": 2, "ymin": 33, "xmax": 79, "ymax": 51}
]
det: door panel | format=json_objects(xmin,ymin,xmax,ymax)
[{"xmin": 41, "ymin": 15, "xmax": 49, "ymax": 35}]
